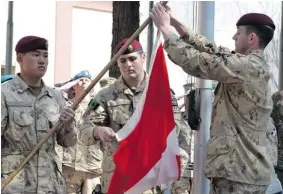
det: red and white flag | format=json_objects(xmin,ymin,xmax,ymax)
[{"xmin": 107, "ymin": 33, "xmax": 181, "ymax": 194}]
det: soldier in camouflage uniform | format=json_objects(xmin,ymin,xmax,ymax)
[
  {"xmin": 79, "ymin": 38, "xmax": 191, "ymax": 194},
  {"xmin": 1, "ymin": 36, "xmax": 77, "ymax": 194},
  {"xmin": 60, "ymin": 70, "xmax": 103, "ymax": 194},
  {"xmin": 170, "ymin": 121, "xmax": 192, "ymax": 194},
  {"xmin": 271, "ymin": 90, "xmax": 283, "ymax": 184},
  {"xmin": 151, "ymin": 4, "xmax": 276, "ymax": 193},
  {"xmin": 169, "ymin": 86, "xmax": 193, "ymax": 194}
]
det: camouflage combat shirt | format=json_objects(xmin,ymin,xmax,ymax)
[
  {"xmin": 164, "ymin": 29, "xmax": 275, "ymax": 185},
  {"xmin": 1, "ymin": 74, "xmax": 77, "ymax": 194}
]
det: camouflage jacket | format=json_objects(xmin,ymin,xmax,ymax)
[
  {"xmin": 80, "ymin": 74, "xmax": 191, "ymax": 193},
  {"xmin": 1, "ymin": 75, "xmax": 77, "ymax": 194},
  {"xmin": 271, "ymin": 91, "xmax": 283, "ymax": 169},
  {"xmin": 164, "ymin": 29, "xmax": 275, "ymax": 185},
  {"xmin": 62, "ymin": 98, "xmax": 103, "ymax": 175}
]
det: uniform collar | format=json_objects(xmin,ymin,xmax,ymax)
[
  {"xmin": 12, "ymin": 73, "xmax": 54, "ymax": 97},
  {"xmin": 115, "ymin": 72, "xmax": 148, "ymax": 96},
  {"xmin": 249, "ymin": 49, "xmax": 264, "ymax": 57}
]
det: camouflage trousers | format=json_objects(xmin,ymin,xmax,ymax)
[
  {"xmin": 63, "ymin": 166, "xmax": 101, "ymax": 194},
  {"xmin": 171, "ymin": 177, "xmax": 192, "ymax": 194},
  {"xmin": 209, "ymin": 178, "xmax": 268, "ymax": 194}
]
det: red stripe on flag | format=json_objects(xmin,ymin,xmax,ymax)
[{"xmin": 107, "ymin": 43, "xmax": 178, "ymax": 194}]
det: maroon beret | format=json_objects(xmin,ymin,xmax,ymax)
[
  {"xmin": 114, "ymin": 38, "xmax": 143, "ymax": 55},
  {"xmin": 15, "ymin": 36, "xmax": 48, "ymax": 54},
  {"xmin": 236, "ymin": 13, "xmax": 275, "ymax": 30}
]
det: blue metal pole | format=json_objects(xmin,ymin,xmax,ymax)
[{"xmin": 192, "ymin": 1, "xmax": 215, "ymax": 194}]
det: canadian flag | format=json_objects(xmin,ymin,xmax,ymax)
[{"xmin": 107, "ymin": 33, "xmax": 181, "ymax": 194}]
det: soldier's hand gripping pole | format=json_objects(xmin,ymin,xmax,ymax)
[{"xmin": 1, "ymin": 1, "xmax": 168, "ymax": 191}]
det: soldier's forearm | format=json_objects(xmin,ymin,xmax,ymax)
[
  {"xmin": 171, "ymin": 18, "xmax": 217, "ymax": 54},
  {"xmin": 159, "ymin": 25, "xmax": 176, "ymax": 42},
  {"xmin": 171, "ymin": 17, "xmax": 188, "ymax": 38}
]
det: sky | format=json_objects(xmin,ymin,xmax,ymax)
[{"xmin": 0, "ymin": 0, "xmax": 281, "ymax": 96}]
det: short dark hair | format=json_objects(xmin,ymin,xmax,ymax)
[{"xmin": 245, "ymin": 25, "xmax": 274, "ymax": 48}]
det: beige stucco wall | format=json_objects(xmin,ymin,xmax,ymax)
[{"xmin": 54, "ymin": 1, "xmax": 112, "ymax": 84}]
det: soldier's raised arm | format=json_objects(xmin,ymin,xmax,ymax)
[
  {"xmin": 164, "ymin": 36, "xmax": 248, "ymax": 83},
  {"xmin": 165, "ymin": 5, "xmax": 216, "ymax": 54},
  {"xmin": 151, "ymin": 4, "xmax": 249, "ymax": 83}
]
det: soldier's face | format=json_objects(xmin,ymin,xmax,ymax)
[
  {"xmin": 74, "ymin": 77, "xmax": 91, "ymax": 92},
  {"xmin": 117, "ymin": 52, "xmax": 146, "ymax": 79},
  {"xmin": 232, "ymin": 26, "xmax": 250, "ymax": 54},
  {"xmin": 17, "ymin": 49, "xmax": 48, "ymax": 78}
]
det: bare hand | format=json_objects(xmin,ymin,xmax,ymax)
[
  {"xmin": 150, "ymin": 3, "xmax": 171, "ymax": 30},
  {"xmin": 93, "ymin": 126, "xmax": 116, "ymax": 142},
  {"xmin": 55, "ymin": 79, "xmax": 78, "ymax": 92},
  {"xmin": 59, "ymin": 108, "xmax": 75, "ymax": 131},
  {"xmin": 164, "ymin": 4, "xmax": 172, "ymax": 16}
]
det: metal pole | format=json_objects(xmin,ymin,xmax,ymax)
[
  {"xmin": 5, "ymin": 1, "xmax": 13, "ymax": 75},
  {"xmin": 192, "ymin": 1, "xmax": 215, "ymax": 194},
  {"xmin": 146, "ymin": 1, "xmax": 154, "ymax": 73},
  {"xmin": 279, "ymin": 1, "xmax": 283, "ymax": 91}
]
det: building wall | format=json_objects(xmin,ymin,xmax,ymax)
[{"xmin": 54, "ymin": 1, "xmax": 112, "ymax": 90}]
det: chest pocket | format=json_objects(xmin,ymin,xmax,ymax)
[
  {"xmin": 5, "ymin": 102, "xmax": 33, "ymax": 141},
  {"xmin": 108, "ymin": 100, "xmax": 132, "ymax": 131},
  {"xmin": 36, "ymin": 99, "xmax": 60, "ymax": 146},
  {"xmin": 39, "ymin": 98, "xmax": 60, "ymax": 130}
]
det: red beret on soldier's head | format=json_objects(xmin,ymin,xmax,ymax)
[
  {"xmin": 114, "ymin": 38, "xmax": 143, "ymax": 55},
  {"xmin": 236, "ymin": 13, "xmax": 275, "ymax": 30},
  {"xmin": 15, "ymin": 36, "xmax": 48, "ymax": 54}
]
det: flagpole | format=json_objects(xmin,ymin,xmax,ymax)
[
  {"xmin": 192, "ymin": 1, "xmax": 215, "ymax": 194},
  {"xmin": 146, "ymin": 1, "xmax": 154, "ymax": 73}
]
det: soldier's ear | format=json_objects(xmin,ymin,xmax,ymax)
[
  {"xmin": 16, "ymin": 54, "xmax": 23, "ymax": 64},
  {"xmin": 140, "ymin": 52, "xmax": 146, "ymax": 63},
  {"xmin": 17, "ymin": 54, "xmax": 25, "ymax": 70}
]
